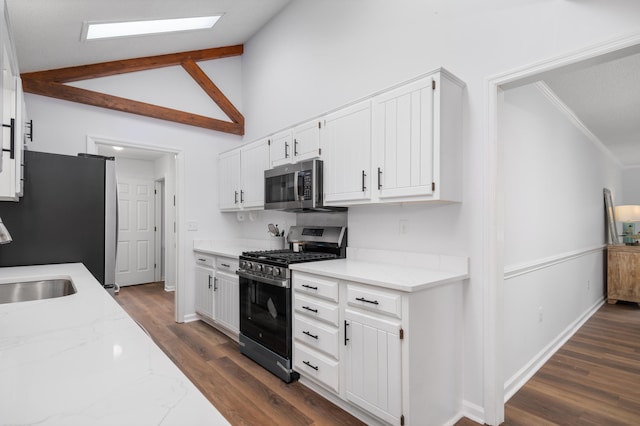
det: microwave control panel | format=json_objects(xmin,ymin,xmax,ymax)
[{"xmin": 301, "ymin": 170, "xmax": 312, "ymax": 200}]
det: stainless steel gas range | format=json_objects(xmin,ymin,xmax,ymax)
[{"xmin": 237, "ymin": 225, "xmax": 347, "ymax": 383}]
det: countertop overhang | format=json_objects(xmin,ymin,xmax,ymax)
[{"xmin": 0, "ymin": 263, "xmax": 229, "ymax": 425}]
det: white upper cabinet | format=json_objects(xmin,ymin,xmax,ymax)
[
  {"xmin": 291, "ymin": 119, "xmax": 322, "ymax": 163},
  {"xmin": 240, "ymin": 139, "xmax": 270, "ymax": 209},
  {"xmin": 268, "ymin": 129, "xmax": 292, "ymax": 168},
  {"xmin": 218, "ymin": 149, "xmax": 242, "ymax": 211},
  {"xmin": 321, "ymin": 69, "xmax": 464, "ymax": 207},
  {"xmin": 218, "ymin": 138, "xmax": 270, "ymax": 211},
  {"xmin": 0, "ymin": 1, "xmax": 24, "ymax": 202},
  {"xmin": 269, "ymin": 120, "xmax": 322, "ymax": 168},
  {"xmin": 322, "ymin": 100, "xmax": 372, "ymax": 205},
  {"xmin": 372, "ymin": 71, "xmax": 463, "ymax": 204},
  {"xmin": 373, "ymin": 76, "xmax": 435, "ymax": 200}
]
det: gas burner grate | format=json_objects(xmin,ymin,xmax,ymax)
[{"xmin": 241, "ymin": 249, "xmax": 337, "ymax": 265}]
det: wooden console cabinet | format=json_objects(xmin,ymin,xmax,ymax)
[{"xmin": 607, "ymin": 244, "xmax": 640, "ymax": 305}]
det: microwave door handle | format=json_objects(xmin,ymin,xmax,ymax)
[{"xmin": 293, "ymin": 170, "xmax": 300, "ymax": 201}]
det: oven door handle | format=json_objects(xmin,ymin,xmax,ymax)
[{"xmin": 237, "ymin": 270, "xmax": 290, "ymax": 288}]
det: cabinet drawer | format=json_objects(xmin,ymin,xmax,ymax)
[
  {"xmin": 195, "ymin": 254, "xmax": 214, "ymax": 268},
  {"xmin": 346, "ymin": 283, "xmax": 401, "ymax": 319},
  {"xmin": 294, "ymin": 344, "xmax": 339, "ymax": 393},
  {"xmin": 293, "ymin": 273, "xmax": 339, "ymax": 302},
  {"xmin": 294, "ymin": 293, "xmax": 339, "ymax": 326},
  {"xmin": 294, "ymin": 314, "xmax": 339, "ymax": 359},
  {"xmin": 216, "ymin": 257, "xmax": 239, "ymax": 272}
]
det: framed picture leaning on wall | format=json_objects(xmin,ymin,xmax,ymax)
[{"xmin": 604, "ymin": 188, "xmax": 619, "ymax": 245}]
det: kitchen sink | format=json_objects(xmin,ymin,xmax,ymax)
[{"xmin": 0, "ymin": 279, "xmax": 76, "ymax": 304}]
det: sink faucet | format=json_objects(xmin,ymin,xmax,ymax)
[{"xmin": 0, "ymin": 217, "xmax": 12, "ymax": 244}]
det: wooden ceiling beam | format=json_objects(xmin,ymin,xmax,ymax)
[
  {"xmin": 21, "ymin": 45, "xmax": 243, "ymax": 83},
  {"xmin": 181, "ymin": 59, "xmax": 244, "ymax": 126},
  {"xmin": 22, "ymin": 78, "xmax": 243, "ymax": 135},
  {"xmin": 20, "ymin": 45, "xmax": 245, "ymax": 135}
]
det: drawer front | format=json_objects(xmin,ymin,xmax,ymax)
[
  {"xmin": 293, "ymin": 273, "xmax": 339, "ymax": 302},
  {"xmin": 346, "ymin": 283, "xmax": 402, "ymax": 319},
  {"xmin": 294, "ymin": 344, "xmax": 339, "ymax": 393},
  {"xmin": 195, "ymin": 254, "xmax": 214, "ymax": 268},
  {"xmin": 294, "ymin": 314, "xmax": 339, "ymax": 359},
  {"xmin": 216, "ymin": 256, "xmax": 239, "ymax": 272},
  {"xmin": 294, "ymin": 293, "xmax": 339, "ymax": 326}
]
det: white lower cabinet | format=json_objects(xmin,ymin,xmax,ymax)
[
  {"xmin": 194, "ymin": 263, "xmax": 214, "ymax": 319},
  {"xmin": 214, "ymin": 266, "xmax": 239, "ymax": 335},
  {"xmin": 194, "ymin": 252, "xmax": 239, "ymax": 339},
  {"xmin": 344, "ymin": 308, "xmax": 402, "ymax": 425},
  {"xmin": 293, "ymin": 271, "xmax": 463, "ymax": 426}
]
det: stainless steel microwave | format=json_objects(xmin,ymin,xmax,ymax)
[{"xmin": 264, "ymin": 159, "xmax": 323, "ymax": 211}]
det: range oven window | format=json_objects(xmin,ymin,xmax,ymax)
[{"xmin": 239, "ymin": 275, "xmax": 291, "ymax": 359}]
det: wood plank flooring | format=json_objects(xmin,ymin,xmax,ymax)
[
  {"xmin": 115, "ymin": 282, "xmax": 366, "ymax": 426},
  {"xmin": 504, "ymin": 301, "xmax": 640, "ymax": 425},
  {"xmin": 117, "ymin": 283, "xmax": 640, "ymax": 425}
]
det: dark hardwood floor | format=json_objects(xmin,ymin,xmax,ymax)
[
  {"xmin": 115, "ymin": 282, "xmax": 366, "ymax": 426},
  {"xmin": 504, "ymin": 301, "xmax": 640, "ymax": 425},
  {"xmin": 117, "ymin": 283, "xmax": 640, "ymax": 425}
]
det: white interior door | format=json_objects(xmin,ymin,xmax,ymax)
[{"xmin": 116, "ymin": 177, "xmax": 156, "ymax": 286}]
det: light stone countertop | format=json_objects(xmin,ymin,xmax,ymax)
[
  {"xmin": 193, "ymin": 238, "xmax": 286, "ymax": 258},
  {"xmin": 289, "ymin": 248, "xmax": 470, "ymax": 293},
  {"xmin": 0, "ymin": 263, "xmax": 229, "ymax": 426}
]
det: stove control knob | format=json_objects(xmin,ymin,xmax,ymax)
[
  {"xmin": 272, "ymin": 267, "xmax": 280, "ymax": 277},
  {"xmin": 246, "ymin": 262, "xmax": 253, "ymax": 270},
  {"xmin": 240, "ymin": 260, "xmax": 246, "ymax": 269},
  {"xmin": 265, "ymin": 266, "xmax": 274, "ymax": 276},
  {"xmin": 255, "ymin": 264, "xmax": 263, "ymax": 272}
]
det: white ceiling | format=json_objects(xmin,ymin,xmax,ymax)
[
  {"xmin": 543, "ymin": 52, "xmax": 640, "ymax": 167},
  {"xmin": 5, "ymin": 0, "xmax": 291, "ymax": 72},
  {"xmin": 4, "ymin": 0, "xmax": 640, "ymax": 165}
]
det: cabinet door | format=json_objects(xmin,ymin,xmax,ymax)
[
  {"xmin": 322, "ymin": 100, "xmax": 372, "ymax": 205},
  {"xmin": 344, "ymin": 308, "xmax": 402, "ymax": 425},
  {"xmin": 195, "ymin": 266, "xmax": 214, "ymax": 319},
  {"xmin": 218, "ymin": 149, "xmax": 241, "ymax": 211},
  {"xmin": 214, "ymin": 270, "xmax": 239, "ymax": 335},
  {"xmin": 608, "ymin": 247, "xmax": 640, "ymax": 303},
  {"xmin": 373, "ymin": 76, "xmax": 434, "ymax": 200},
  {"xmin": 0, "ymin": 45, "xmax": 17, "ymax": 201},
  {"xmin": 240, "ymin": 139, "xmax": 269, "ymax": 209},
  {"xmin": 293, "ymin": 120, "xmax": 321, "ymax": 163},
  {"xmin": 269, "ymin": 130, "xmax": 293, "ymax": 168}
]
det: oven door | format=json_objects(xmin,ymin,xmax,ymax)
[{"xmin": 238, "ymin": 271, "xmax": 291, "ymax": 359}]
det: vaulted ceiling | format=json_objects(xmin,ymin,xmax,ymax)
[{"xmin": 5, "ymin": 0, "xmax": 640, "ymax": 165}]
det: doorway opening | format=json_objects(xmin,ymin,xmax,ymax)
[
  {"xmin": 85, "ymin": 135, "xmax": 185, "ymax": 323},
  {"xmin": 485, "ymin": 33, "xmax": 640, "ymax": 425}
]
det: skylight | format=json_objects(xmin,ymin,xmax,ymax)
[{"xmin": 83, "ymin": 16, "xmax": 221, "ymax": 40}]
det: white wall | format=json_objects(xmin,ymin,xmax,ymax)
[
  {"xmin": 622, "ymin": 167, "xmax": 640, "ymax": 204},
  {"xmin": 241, "ymin": 0, "xmax": 640, "ymax": 420},
  {"xmin": 501, "ymin": 83, "xmax": 621, "ymax": 397},
  {"xmin": 23, "ymin": 56, "xmax": 245, "ymax": 318}
]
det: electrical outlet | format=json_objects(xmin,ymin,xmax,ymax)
[
  {"xmin": 587, "ymin": 279, "xmax": 591, "ymax": 291},
  {"xmin": 187, "ymin": 221, "xmax": 198, "ymax": 231},
  {"xmin": 538, "ymin": 306, "xmax": 543, "ymax": 323},
  {"xmin": 399, "ymin": 219, "xmax": 408, "ymax": 234}
]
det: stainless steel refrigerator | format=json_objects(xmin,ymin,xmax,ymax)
[{"xmin": 0, "ymin": 150, "xmax": 117, "ymax": 292}]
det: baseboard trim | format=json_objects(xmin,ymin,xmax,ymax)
[
  {"xmin": 460, "ymin": 400, "xmax": 485, "ymax": 425},
  {"xmin": 503, "ymin": 297, "xmax": 605, "ymax": 401}
]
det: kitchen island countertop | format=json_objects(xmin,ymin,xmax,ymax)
[{"xmin": 0, "ymin": 263, "xmax": 229, "ymax": 426}]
